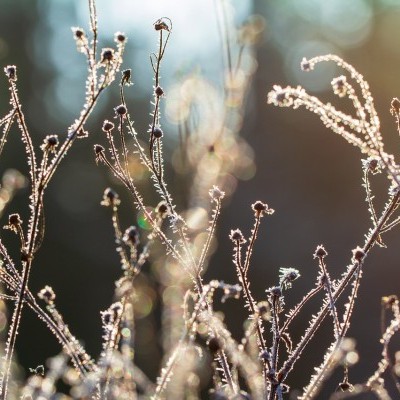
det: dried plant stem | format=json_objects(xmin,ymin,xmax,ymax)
[
  {"xmin": 0, "ymin": 110, "xmax": 16, "ymax": 157},
  {"xmin": 319, "ymin": 255, "xmax": 340, "ymax": 336},
  {"xmin": 43, "ymin": 86, "xmax": 104, "ymax": 187},
  {"xmin": 234, "ymin": 240, "xmax": 269, "ymax": 393},
  {"xmin": 196, "ymin": 198, "xmax": 222, "ymax": 275},
  {"xmin": 280, "ymin": 286, "xmax": 323, "ymax": 335},
  {"xmin": 279, "ymin": 189, "xmax": 400, "ymax": 393},
  {"xmin": 8, "ymin": 81, "xmax": 37, "ymax": 196},
  {"xmin": 0, "ymin": 6, "xmax": 121, "ymax": 396}
]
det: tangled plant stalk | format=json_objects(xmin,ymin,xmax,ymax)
[{"xmin": 0, "ymin": 1, "xmax": 399, "ymax": 399}]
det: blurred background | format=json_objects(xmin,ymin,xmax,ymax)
[{"xmin": 1, "ymin": 0, "xmax": 400, "ymax": 397}]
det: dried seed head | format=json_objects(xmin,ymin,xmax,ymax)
[
  {"xmin": 76, "ymin": 128, "xmax": 88, "ymax": 139},
  {"xmin": 155, "ymin": 201, "xmax": 169, "ymax": 218},
  {"xmin": 8, "ymin": 213, "xmax": 22, "ymax": 226},
  {"xmin": 391, "ymin": 97, "xmax": 400, "ymax": 115},
  {"xmin": 154, "ymin": 18, "xmax": 170, "ymax": 31},
  {"xmin": 94, "ymin": 144, "xmax": 105, "ymax": 155},
  {"xmin": 229, "ymin": 229, "xmax": 246, "ymax": 244},
  {"xmin": 4, "ymin": 65, "xmax": 17, "ymax": 81},
  {"xmin": 102, "ymin": 120, "xmax": 115, "ymax": 133},
  {"xmin": 279, "ymin": 267, "xmax": 300, "ymax": 289},
  {"xmin": 38, "ymin": 285, "xmax": 56, "ymax": 303},
  {"xmin": 209, "ymin": 185, "xmax": 225, "ymax": 201},
  {"xmin": 267, "ymin": 85, "xmax": 293, "ymax": 107},
  {"xmin": 121, "ymin": 69, "xmax": 132, "ymax": 86},
  {"xmin": 362, "ymin": 156, "xmax": 382, "ymax": 175},
  {"xmin": 155, "ymin": 86, "xmax": 164, "ymax": 97},
  {"xmin": 153, "ymin": 127, "xmax": 163, "ymax": 138},
  {"xmin": 122, "ymin": 226, "xmax": 140, "ymax": 246},
  {"xmin": 101, "ymin": 310, "xmax": 114, "ymax": 326},
  {"xmin": 332, "ymin": 76, "xmax": 348, "ymax": 97},
  {"xmin": 382, "ymin": 295, "xmax": 398, "ymax": 308},
  {"xmin": 268, "ymin": 286, "xmax": 282, "ymax": 298},
  {"xmin": 40, "ymin": 135, "xmax": 59, "ymax": 153},
  {"xmin": 114, "ymin": 31, "xmax": 126, "ymax": 43},
  {"xmin": 101, "ymin": 48, "xmax": 114, "ymax": 63},
  {"xmin": 338, "ymin": 381, "xmax": 353, "ymax": 392},
  {"xmin": 72, "ymin": 27, "xmax": 85, "ymax": 39},
  {"xmin": 351, "ymin": 246, "xmax": 365, "ymax": 263},
  {"xmin": 5, "ymin": 213, "xmax": 22, "ymax": 233},
  {"xmin": 207, "ymin": 337, "xmax": 221, "ymax": 354},
  {"xmin": 314, "ymin": 244, "xmax": 328, "ymax": 259},
  {"xmin": 101, "ymin": 187, "xmax": 121, "ymax": 207},
  {"xmin": 251, "ymin": 201, "xmax": 274, "ymax": 217},
  {"xmin": 114, "ymin": 104, "xmax": 127, "ymax": 116},
  {"xmin": 300, "ymin": 57, "xmax": 312, "ymax": 71}
]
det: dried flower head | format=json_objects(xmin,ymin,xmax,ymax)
[
  {"xmin": 155, "ymin": 86, "xmax": 164, "ymax": 97},
  {"xmin": 114, "ymin": 31, "xmax": 126, "ymax": 43},
  {"xmin": 207, "ymin": 337, "xmax": 221, "ymax": 354},
  {"xmin": 101, "ymin": 48, "xmax": 114, "ymax": 63},
  {"xmin": 338, "ymin": 380, "xmax": 354, "ymax": 392},
  {"xmin": 4, "ymin": 65, "xmax": 17, "ymax": 81},
  {"xmin": 94, "ymin": 144, "xmax": 105, "ymax": 162},
  {"xmin": 71, "ymin": 27, "xmax": 85, "ymax": 39},
  {"xmin": 40, "ymin": 135, "xmax": 59, "ymax": 153},
  {"xmin": 101, "ymin": 309, "xmax": 114, "ymax": 327},
  {"xmin": 331, "ymin": 75, "xmax": 348, "ymax": 97},
  {"xmin": 267, "ymin": 286, "xmax": 282, "ymax": 298},
  {"xmin": 314, "ymin": 244, "xmax": 328, "ymax": 259},
  {"xmin": 76, "ymin": 128, "xmax": 88, "ymax": 139},
  {"xmin": 38, "ymin": 286, "xmax": 56, "ymax": 303},
  {"xmin": 102, "ymin": 120, "xmax": 114, "ymax": 133},
  {"xmin": 71, "ymin": 27, "xmax": 87, "ymax": 53},
  {"xmin": 101, "ymin": 187, "xmax": 120, "ymax": 207},
  {"xmin": 122, "ymin": 226, "xmax": 140, "ymax": 247},
  {"xmin": 391, "ymin": 97, "xmax": 400, "ymax": 116},
  {"xmin": 154, "ymin": 18, "xmax": 170, "ymax": 32},
  {"xmin": 153, "ymin": 127, "xmax": 163, "ymax": 138},
  {"xmin": 155, "ymin": 201, "xmax": 169, "ymax": 218},
  {"xmin": 229, "ymin": 229, "xmax": 246, "ymax": 244},
  {"xmin": 121, "ymin": 69, "xmax": 132, "ymax": 86},
  {"xmin": 351, "ymin": 246, "xmax": 365, "ymax": 263},
  {"xmin": 114, "ymin": 104, "xmax": 127, "ymax": 117},
  {"xmin": 300, "ymin": 57, "xmax": 312, "ymax": 72},
  {"xmin": 267, "ymin": 85, "xmax": 293, "ymax": 107},
  {"xmin": 362, "ymin": 157, "xmax": 382, "ymax": 175},
  {"xmin": 251, "ymin": 201, "xmax": 274, "ymax": 217},
  {"xmin": 209, "ymin": 185, "xmax": 225, "ymax": 201},
  {"xmin": 4, "ymin": 213, "xmax": 22, "ymax": 233},
  {"xmin": 279, "ymin": 267, "xmax": 300, "ymax": 289}
]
